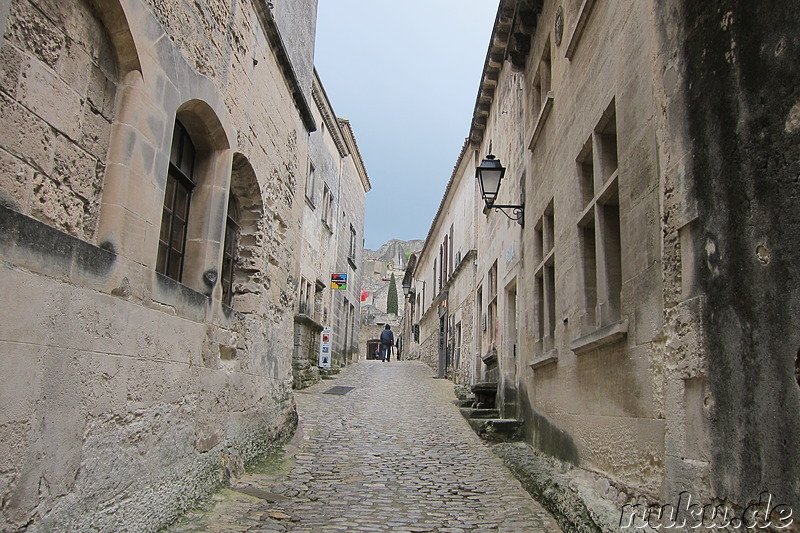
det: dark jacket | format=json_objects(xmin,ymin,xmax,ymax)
[{"xmin": 379, "ymin": 329, "xmax": 394, "ymax": 346}]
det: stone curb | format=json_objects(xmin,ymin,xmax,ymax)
[{"xmin": 493, "ymin": 442, "xmax": 657, "ymax": 533}]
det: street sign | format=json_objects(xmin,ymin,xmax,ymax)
[{"xmin": 319, "ymin": 327, "xmax": 332, "ymax": 368}]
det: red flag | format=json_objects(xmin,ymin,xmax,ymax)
[{"xmin": 360, "ymin": 288, "xmax": 369, "ymax": 302}]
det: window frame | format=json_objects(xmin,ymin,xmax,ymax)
[
  {"xmin": 572, "ymin": 100, "xmax": 627, "ymax": 353},
  {"xmin": 157, "ymin": 121, "xmax": 196, "ymax": 282},
  {"xmin": 305, "ymin": 160, "xmax": 316, "ymax": 207},
  {"xmin": 221, "ymin": 195, "xmax": 240, "ymax": 307},
  {"xmin": 322, "ymin": 183, "xmax": 334, "ymax": 229}
]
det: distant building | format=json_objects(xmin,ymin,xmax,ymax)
[
  {"xmin": 293, "ymin": 70, "xmax": 371, "ymax": 387},
  {"xmin": 410, "ymin": 0, "xmax": 800, "ymax": 515},
  {"xmin": 357, "ymin": 240, "xmax": 422, "ymax": 360}
]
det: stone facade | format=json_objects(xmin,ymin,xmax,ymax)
[
  {"xmin": 407, "ymin": 141, "xmax": 481, "ymax": 386},
  {"xmin": 358, "ymin": 256, "xmax": 404, "ymax": 361},
  {"xmin": 329, "ymin": 120, "xmax": 370, "ymax": 364},
  {"xmin": 293, "ymin": 70, "xmax": 370, "ymax": 387},
  {"xmin": 0, "ymin": 0, "xmax": 364, "ymax": 531},
  {"xmin": 411, "ymin": 0, "xmax": 800, "ymax": 516},
  {"xmin": 358, "ymin": 240, "xmax": 426, "ymax": 360},
  {"xmin": 361, "ymin": 258, "xmax": 403, "ymax": 318}
]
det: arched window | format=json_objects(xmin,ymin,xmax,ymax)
[
  {"xmin": 157, "ymin": 120, "xmax": 196, "ymax": 281},
  {"xmin": 223, "ymin": 153, "xmax": 265, "ymax": 312},
  {"xmin": 221, "ymin": 196, "xmax": 240, "ymax": 307}
]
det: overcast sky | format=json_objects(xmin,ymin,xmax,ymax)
[{"xmin": 314, "ymin": 1, "xmax": 500, "ymax": 250}]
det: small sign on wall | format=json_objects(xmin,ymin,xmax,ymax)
[
  {"xmin": 319, "ymin": 327, "xmax": 332, "ymax": 368},
  {"xmin": 331, "ymin": 273, "xmax": 347, "ymax": 289}
]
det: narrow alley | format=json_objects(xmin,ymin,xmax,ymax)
[
  {"xmin": 2, "ymin": 1, "xmax": 799, "ymax": 531},
  {"xmin": 167, "ymin": 360, "xmax": 561, "ymax": 533}
]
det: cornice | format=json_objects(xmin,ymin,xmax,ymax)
[
  {"xmin": 468, "ymin": 0, "xmax": 542, "ymax": 148},
  {"xmin": 419, "ymin": 137, "xmax": 470, "ymax": 261},
  {"xmin": 338, "ymin": 119, "xmax": 372, "ymax": 193},
  {"xmin": 417, "ymin": 0, "xmax": 542, "ymax": 268},
  {"xmin": 251, "ymin": 0, "xmax": 316, "ymax": 132},
  {"xmin": 312, "ymin": 72, "xmax": 349, "ymax": 158}
]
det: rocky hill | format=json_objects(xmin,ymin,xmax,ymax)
[{"xmin": 363, "ymin": 239, "xmax": 425, "ymax": 270}]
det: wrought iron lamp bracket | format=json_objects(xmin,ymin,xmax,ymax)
[{"xmin": 486, "ymin": 203, "xmax": 525, "ymax": 226}]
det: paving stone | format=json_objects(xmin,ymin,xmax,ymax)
[{"xmin": 164, "ymin": 361, "xmax": 562, "ymax": 532}]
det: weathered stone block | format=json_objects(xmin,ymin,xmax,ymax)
[
  {"xmin": 19, "ymin": 59, "xmax": 82, "ymax": 140},
  {"xmin": 52, "ymin": 134, "xmax": 102, "ymax": 200},
  {"xmin": 0, "ymin": 41, "xmax": 23, "ymax": 97},
  {"xmin": 80, "ymin": 104, "xmax": 112, "ymax": 160},
  {"xmin": 30, "ymin": 172, "xmax": 86, "ymax": 237},
  {"xmin": 0, "ymin": 91, "xmax": 53, "ymax": 171},
  {"xmin": 7, "ymin": 0, "xmax": 64, "ymax": 69},
  {"xmin": 0, "ymin": 150, "xmax": 30, "ymax": 212}
]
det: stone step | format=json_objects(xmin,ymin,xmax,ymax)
[
  {"xmin": 467, "ymin": 418, "xmax": 524, "ymax": 443},
  {"xmin": 470, "ymin": 381, "xmax": 498, "ymax": 409},
  {"xmin": 320, "ymin": 368, "xmax": 341, "ymax": 379},
  {"xmin": 470, "ymin": 381, "xmax": 498, "ymax": 393},
  {"xmin": 459, "ymin": 407, "xmax": 500, "ymax": 419}
]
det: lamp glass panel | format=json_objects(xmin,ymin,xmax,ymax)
[{"xmin": 479, "ymin": 168, "xmax": 502, "ymax": 202}]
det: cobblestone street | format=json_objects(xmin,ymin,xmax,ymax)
[{"xmin": 167, "ymin": 360, "xmax": 561, "ymax": 533}]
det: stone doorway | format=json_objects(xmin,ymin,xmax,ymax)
[
  {"xmin": 366, "ymin": 339, "xmax": 381, "ymax": 360},
  {"xmin": 501, "ymin": 281, "xmax": 518, "ymax": 418}
]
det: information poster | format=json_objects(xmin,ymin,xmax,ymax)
[
  {"xmin": 319, "ymin": 327, "xmax": 332, "ymax": 368},
  {"xmin": 331, "ymin": 273, "xmax": 347, "ymax": 289}
]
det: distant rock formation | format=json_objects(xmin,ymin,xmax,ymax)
[{"xmin": 363, "ymin": 238, "xmax": 425, "ymax": 270}]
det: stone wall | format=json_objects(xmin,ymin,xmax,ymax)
[
  {"xmin": 0, "ymin": 0, "xmax": 317, "ymax": 531},
  {"xmin": 326, "ymin": 121, "xmax": 368, "ymax": 366},
  {"xmin": 412, "ymin": 0, "xmax": 667, "ymax": 503},
  {"xmin": 0, "ymin": 0, "xmax": 117, "ymax": 240},
  {"xmin": 411, "ymin": 0, "xmax": 800, "ymax": 514},
  {"xmin": 272, "ymin": 0, "xmax": 317, "ymax": 100},
  {"xmin": 293, "ymin": 73, "xmax": 369, "ymax": 383},
  {"xmin": 292, "ymin": 315, "xmax": 322, "ymax": 388},
  {"xmin": 480, "ymin": 0, "xmax": 667, "ymax": 494},
  {"xmin": 660, "ymin": 0, "xmax": 800, "ymax": 511}
]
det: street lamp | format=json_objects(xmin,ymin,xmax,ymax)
[
  {"xmin": 402, "ymin": 281, "xmax": 411, "ymax": 298},
  {"xmin": 475, "ymin": 154, "xmax": 524, "ymax": 225}
]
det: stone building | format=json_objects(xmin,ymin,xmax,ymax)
[
  {"xmin": 330, "ymin": 119, "xmax": 370, "ymax": 364},
  {"xmin": 410, "ymin": 0, "xmax": 800, "ymax": 516},
  {"xmin": 358, "ymin": 257, "xmax": 403, "ymax": 360},
  {"xmin": 293, "ymin": 69, "xmax": 370, "ymax": 388},
  {"xmin": 407, "ymin": 140, "xmax": 481, "ymax": 386},
  {"xmin": 358, "ymin": 240, "xmax": 423, "ymax": 360},
  {"xmin": 0, "ymin": 0, "xmax": 365, "ymax": 531}
]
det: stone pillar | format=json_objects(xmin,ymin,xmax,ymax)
[{"xmin": 96, "ymin": 70, "xmax": 159, "ymax": 265}]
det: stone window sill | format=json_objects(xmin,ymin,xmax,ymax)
[
  {"xmin": 570, "ymin": 319, "xmax": 628, "ymax": 355},
  {"xmin": 527, "ymin": 92, "xmax": 554, "ymax": 151},
  {"xmin": 294, "ymin": 313, "xmax": 324, "ymax": 331},
  {"xmin": 565, "ymin": 0, "xmax": 597, "ymax": 60},
  {"xmin": 481, "ymin": 349, "xmax": 498, "ymax": 366},
  {"xmin": 529, "ymin": 349, "xmax": 558, "ymax": 369},
  {"xmin": 151, "ymin": 271, "xmax": 211, "ymax": 323}
]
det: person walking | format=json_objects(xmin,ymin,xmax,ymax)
[{"xmin": 379, "ymin": 324, "xmax": 394, "ymax": 362}]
